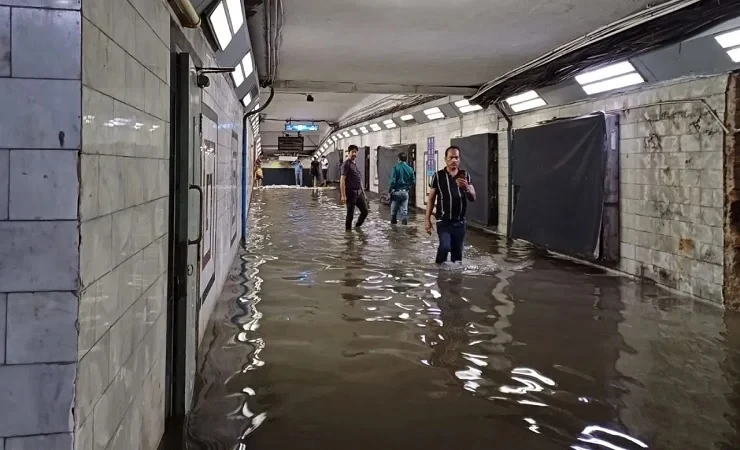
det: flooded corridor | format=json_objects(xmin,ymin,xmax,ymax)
[{"xmin": 184, "ymin": 188, "xmax": 740, "ymax": 450}]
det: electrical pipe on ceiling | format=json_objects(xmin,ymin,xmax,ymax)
[
  {"xmin": 172, "ymin": 0, "xmax": 201, "ymax": 28},
  {"xmin": 469, "ymin": 0, "xmax": 702, "ymax": 103}
]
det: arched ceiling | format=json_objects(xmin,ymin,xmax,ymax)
[{"xmin": 248, "ymin": 0, "xmax": 667, "ymax": 123}]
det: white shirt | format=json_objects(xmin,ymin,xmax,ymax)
[{"xmin": 321, "ymin": 158, "xmax": 329, "ymax": 169}]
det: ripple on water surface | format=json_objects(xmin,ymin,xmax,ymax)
[{"xmin": 185, "ymin": 188, "xmax": 740, "ymax": 450}]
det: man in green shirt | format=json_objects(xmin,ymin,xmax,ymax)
[{"xmin": 388, "ymin": 152, "xmax": 416, "ymax": 225}]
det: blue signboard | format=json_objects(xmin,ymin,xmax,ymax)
[{"xmin": 285, "ymin": 123, "xmax": 319, "ymax": 132}]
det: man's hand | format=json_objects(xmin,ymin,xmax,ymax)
[
  {"xmin": 456, "ymin": 178, "xmax": 469, "ymax": 191},
  {"xmin": 425, "ymin": 218, "xmax": 434, "ymax": 235},
  {"xmin": 340, "ymin": 195, "xmax": 346, "ymax": 205}
]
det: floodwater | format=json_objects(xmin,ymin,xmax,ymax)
[{"xmin": 185, "ymin": 187, "xmax": 740, "ymax": 450}]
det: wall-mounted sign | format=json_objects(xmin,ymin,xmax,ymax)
[
  {"xmin": 426, "ymin": 136, "xmax": 436, "ymax": 176},
  {"xmin": 285, "ymin": 123, "xmax": 319, "ymax": 132}
]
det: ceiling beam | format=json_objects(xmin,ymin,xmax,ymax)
[{"xmin": 271, "ymin": 79, "xmax": 478, "ymax": 96}]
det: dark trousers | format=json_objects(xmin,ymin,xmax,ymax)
[
  {"xmin": 436, "ymin": 220, "xmax": 466, "ymax": 264},
  {"xmin": 345, "ymin": 189, "xmax": 368, "ymax": 230}
]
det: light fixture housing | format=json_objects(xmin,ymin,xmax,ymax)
[
  {"xmin": 424, "ymin": 107, "xmax": 445, "ymax": 120},
  {"xmin": 715, "ymin": 29, "xmax": 740, "ymax": 49},
  {"xmin": 400, "ymin": 114, "xmax": 414, "ymax": 121},
  {"xmin": 728, "ymin": 47, "xmax": 740, "ymax": 63},
  {"xmin": 342, "ymin": 131, "xmax": 351, "ymax": 138},
  {"xmin": 575, "ymin": 61, "xmax": 644, "ymax": 95},
  {"xmin": 242, "ymin": 93, "xmax": 252, "ymax": 107},
  {"xmin": 225, "ymin": 0, "xmax": 244, "ymax": 32},
  {"xmin": 241, "ymin": 52, "xmax": 254, "ymax": 78},
  {"xmin": 209, "ymin": 2, "xmax": 233, "ymax": 51},
  {"xmin": 455, "ymin": 99, "xmax": 483, "ymax": 114},
  {"xmin": 359, "ymin": 126, "xmax": 369, "ymax": 134},
  {"xmin": 383, "ymin": 119, "xmax": 397, "ymax": 129},
  {"xmin": 369, "ymin": 124, "xmax": 382, "ymax": 131},
  {"xmin": 350, "ymin": 129, "xmax": 359, "ymax": 136},
  {"xmin": 505, "ymin": 90, "xmax": 547, "ymax": 113}
]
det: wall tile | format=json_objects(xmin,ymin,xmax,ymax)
[
  {"xmin": 5, "ymin": 433, "xmax": 73, "ymax": 450},
  {"xmin": 6, "ymin": 292, "xmax": 77, "ymax": 364},
  {"xmin": 81, "ymin": 0, "xmax": 109, "ymax": 33},
  {"xmin": 0, "ymin": 7, "xmax": 8, "ymax": 77},
  {"xmin": 76, "ymin": 331, "xmax": 109, "ymax": 425},
  {"xmin": 108, "ymin": 303, "xmax": 134, "ymax": 384},
  {"xmin": 111, "ymin": 0, "xmax": 136, "ymax": 56},
  {"xmin": 0, "ymin": 150, "xmax": 7, "ymax": 220},
  {"xmin": 9, "ymin": 150, "xmax": 78, "ymax": 220},
  {"xmin": 82, "ymin": 87, "xmax": 115, "ymax": 155},
  {"xmin": 0, "ymin": 294, "xmax": 5, "ymax": 364},
  {"xmin": 80, "ymin": 154, "xmax": 99, "ymax": 221},
  {"xmin": 11, "ymin": 8, "xmax": 81, "ymax": 79},
  {"xmin": 92, "ymin": 369, "xmax": 126, "ymax": 449},
  {"xmin": 0, "ymin": 364, "xmax": 75, "ymax": 437},
  {"xmin": 0, "ymin": 221, "xmax": 78, "ymax": 292},
  {"xmin": 75, "ymin": 414, "xmax": 92, "ymax": 450},
  {"xmin": 0, "ymin": 78, "xmax": 80, "ymax": 149},
  {"xmin": 80, "ymin": 214, "xmax": 113, "ymax": 287},
  {"xmin": 99, "ymin": 155, "xmax": 124, "ymax": 215},
  {"xmin": 93, "ymin": 269, "xmax": 118, "ymax": 339},
  {"xmin": 0, "ymin": 0, "xmax": 80, "ymax": 8}
]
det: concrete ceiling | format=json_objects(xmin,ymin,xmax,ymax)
[
  {"xmin": 251, "ymin": 0, "xmax": 666, "ymax": 122},
  {"xmin": 261, "ymin": 92, "xmax": 368, "ymax": 121}
]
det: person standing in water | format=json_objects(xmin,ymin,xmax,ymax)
[
  {"xmin": 310, "ymin": 157, "xmax": 321, "ymax": 187},
  {"xmin": 340, "ymin": 145, "xmax": 368, "ymax": 231},
  {"xmin": 293, "ymin": 158, "xmax": 304, "ymax": 186},
  {"xmin": 425, "ymin": 146, "xmax": 476, "ymax": 264},
  {"xmin": 388, "ymin": 152, "xmax": 416, "ymax": 225},
  {"xmin": 321, "ymin": 156, "xmax": 329, "ymax": 186}
]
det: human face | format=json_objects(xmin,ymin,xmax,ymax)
[
  {"xmin": 445, "ymin": 148, "xmax": 460, "ymax": 171},
  {"xmin": 348, "ymin": 149, "xmax": 358, "ymax": 161}
]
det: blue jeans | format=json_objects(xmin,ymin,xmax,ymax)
[
  {"xmin": 295, "ymin": 171, "xmax": 303, "ymax": 186},
  {"xmin": 390, "ymin": 190, "xmax": 409, "ymax": 224},
  {"xmin": 436, "ymin": 220, "xmax": 466, "ymax": 264}
]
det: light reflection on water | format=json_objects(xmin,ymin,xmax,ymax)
[{"xmin": 186, "ymin": 188, "xmax": 740, "ymax": 450}]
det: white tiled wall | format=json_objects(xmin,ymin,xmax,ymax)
[
  {"xmin": 78, "ymin": 0, "xmax": 170, "ymax": 448},
  {"xmin": 335, "ymin": 75, "xmax": 728, "ymax": 304},
  {"xmin": 0, "ymin": 1, "xmax": 81, "ymax": 448}
]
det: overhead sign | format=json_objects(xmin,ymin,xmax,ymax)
[
  {"xmin": 426, "ymin": 136, "xmax": 436, "ymax": 176},
  {"xmin": 285, "ymin": 123, "xmax": 319, "ymax": 132}
]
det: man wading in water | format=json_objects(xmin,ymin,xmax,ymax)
[
  {"xmin": 425, "ymin": 146, "xmax": 476, "ymax": 264},
  {"xmin": 340, "ymin": 145, "xmax": 369, "ymax": 231}
]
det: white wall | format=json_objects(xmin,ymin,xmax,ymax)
[{"xmin": 333, "ymin": 75, "xmax": 728, "ymax": 304}]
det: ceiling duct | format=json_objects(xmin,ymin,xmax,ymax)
[{"xmin": 171, "ymin": 0, "xmax": 201, "ymax": 27}]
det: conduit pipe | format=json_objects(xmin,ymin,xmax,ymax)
[{"xmin": 173, "ymin": 0, "xmax": 201, "ymax": 28}]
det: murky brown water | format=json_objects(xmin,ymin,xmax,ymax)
[{"xmin": 185, "ymin": 187, "xmax": 740, "ymax": 450}]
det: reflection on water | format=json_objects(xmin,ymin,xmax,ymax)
[{"xmin": 185, "ymin": 188, "xmax": 740, "ymax": 450}]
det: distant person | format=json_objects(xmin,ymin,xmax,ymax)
[
  {"xmin": 293, "ymin": 158, "xmax": 303, "ymax": 186},
  {"xmin": 254, "ymin": 159, "xmax": 263, "ymax": 187},
  {"xmin": 310, "ymin": 157, "xmax": 321, "ymax": 187},
  {"xmin": 388, "ymin": 152, "xmax": 416, "ymax": 225},
  {"xmin": 340, "ymin": 145, "xmax": 368, "ymax": 231},
  {"xmin": 425, "ymin": 146, "xmax": 476, "ymax": 264},
  {"xmin": 321, "ymin": 157, "xmax": 329, "ymax": 185}
]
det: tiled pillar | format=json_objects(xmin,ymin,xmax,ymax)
[{"xmin": 0, "ymin": 1, "xmax": 82, "ymax": 448}]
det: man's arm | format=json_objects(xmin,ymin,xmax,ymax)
[
  {"xmin": 340, "ymin": 175, "xmax": 346, "ymax": 198},
  {"xmin": 388, "ymin": 166, "xmax": 397, "ymax": 192},
  {"xmin": 465, "ymin": 174, "xmax": 476, "ymax": 202},
  {"xmin": 425, "ymin": 188, "xmax": 437, "ymax": 222}
]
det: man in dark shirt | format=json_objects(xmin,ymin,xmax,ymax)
[
  {"xmin": 340, "ymin": 145, "xmax": 368, "ymax": 230},
  {"xmin": 310, "ymin": 157, "xmax": 321, "ymax": 187},
  {"xmin": 425, "ymin": 146, "xmax": 476, "ymax": 264}
]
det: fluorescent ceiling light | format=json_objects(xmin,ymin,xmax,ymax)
[
  {"xmin": 459, "ymin": 105, "xmax": 482, "ymax": 113},
  {"xmin": 383, "ymin": 119, "xmax": 397, "ymax": 129},
  {"xmin": 343, "ymin": 131, "xmax": 351, "ymax": 138},
  {"xmin": 350, "ymin": 129, "xmax": 359, "ymax": 136},
  {"xmin": 241, "ymin": 52, "xmax": 254, "ymax": 78},
  {"xmin": 231, "ymin": 65, "xmax": 245, "ymax": 87},
  {"xmin": 582, "ymin": 72, "xmax": 644, "ymax": 95},
  {"xmin": 242, "ymin": 93, "xmax": 252, "ymax": 107},
  {"xmin": 510, "ymin": 98, "xmax": 547, "ymax": 113},
  {"xmin": 424, "ymin": 107, "xmax": 442, "ymax": 116},
  {"xmin": 332, "ymin": 136, "xmax": 338, "ymax": 142},
  {"xmin": 575, "ymin": 61, "xmax": 636, "ymax": 85},
  {"xmin": 369, "ymin": 124, "xmax": 382, "ymax": 131},
  {"xmin": 728, "ymin": 47, "xmax": 740, "ymax": 63},
  {"xmin": 715, "ymin": 29, "xmax": 740, "ymax": 49},
  {"xmin": 225, "ymin": 0, "xmax": 244, "ymax": 32},
  {"xmin": 359, "ymin": 126, "xmax": 369, "ymax": 134},
  {"xmin": 506, "ymin": 91, "xmax": 539, "ymax": 106},
  {"xmin": 427, "ymin": 112, "xmax": 445, "ymax": 120},
  {"xmin": 400, "ymin": 114, "xmax": 414, "ymax": 121},
  {"xmin": 454, "ymin": 99, "xmax": 471, "ymax": 107},
  {"xmin": 209, "ymin": 2, "xmax": 232, "ymax": 50}
]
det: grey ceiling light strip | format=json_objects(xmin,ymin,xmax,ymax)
[{"xmin": 469, "ymin": 0, "xmax": 701, "ymax": 103}]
